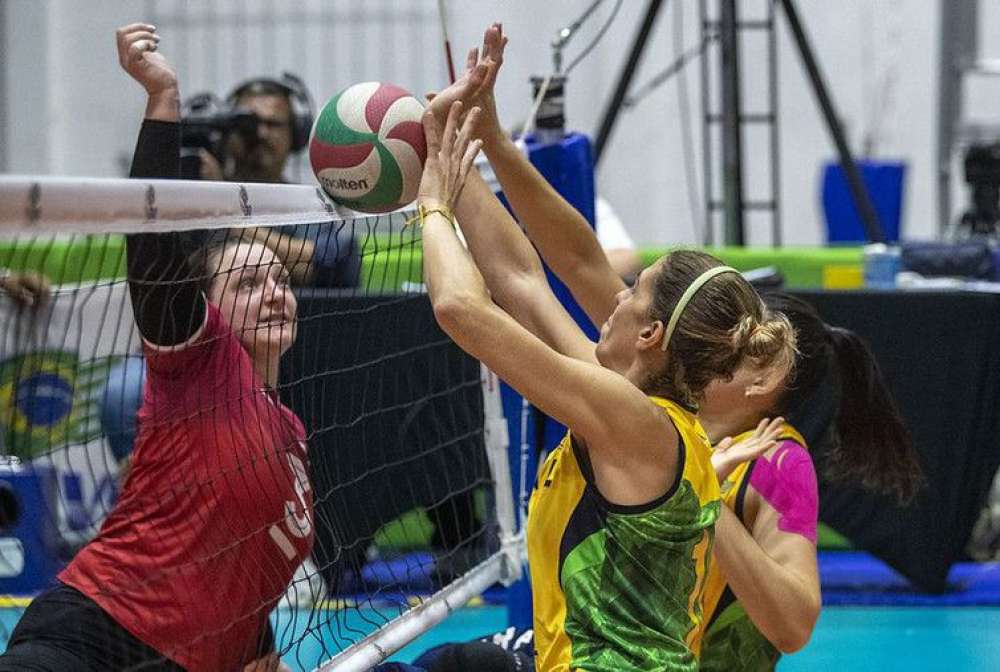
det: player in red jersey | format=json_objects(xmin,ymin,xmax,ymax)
[{"xmin": 0, "ymin": 25, "xmax": 310, "ymax": 672}]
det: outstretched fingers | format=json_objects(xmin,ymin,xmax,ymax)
[
  {"xmin": 422, "ymin": 108, "xmax": 443, "ymax": 158},
  {"xmin": 756, "ymin": 416, "xmax": 785, "ymax": 443},
  {"xmin": 483, "ymin": 23, "xmax": 507, "ymax": 66},
  {"xmin": 117, "ymin": 26, "xmax": 160, "ymax": 67},
  {"xmin": 454, "ymin": 108, "xmax": 483, "ymax": 202},
  {"xmin": 441, "ymin": 101, "xmax": 462, "ymax": 159}
]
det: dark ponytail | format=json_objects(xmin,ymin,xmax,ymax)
[
  {"xmin": 763, "ymin": 293, "xmax": 923, "ymax": 504},
  {"xmin": 825, "ymin": 326, "xmax": 922, "ymax": 503}
]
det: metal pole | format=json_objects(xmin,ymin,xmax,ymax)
[
  {"xmin": 699, "ymin": 0, "xmax": 714, "ymax": 245},
  {"xmin": 767, "ymin": 0, "xmax": 782, "ymax": 245},
  {"xmin": 778, "ymin": 0, "xmax": 884, "ymax": 242},
  {"xmin": 594, "ymin": 0, "xmax": 666, "ymax": 165},
  {"xmin": 937, "ymin": 0, "xmax": 978, "ymax": 237},
  {"xmin": 719, "ymin": 0, "xmax": 745, "ymax": 245},
  {"xmin": 0, "ymin": 1, "xmax": 7, "ymax": 172}
]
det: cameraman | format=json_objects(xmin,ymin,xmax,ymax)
[{"xmin": 195, "ymin": 75, "xmax": 360, "ymax": 289}]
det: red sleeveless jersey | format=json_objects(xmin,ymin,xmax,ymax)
[{"xmin": 61, "ymin": 304, "xmax": 314, "ymax": 671}]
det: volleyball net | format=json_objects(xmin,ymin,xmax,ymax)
[{"xmin": 0, "ymin": 176, "xmax": 522, "ymax": 671}]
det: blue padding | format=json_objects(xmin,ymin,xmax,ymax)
[
  {"xmin": 820, "ymin": 551, "xmax": 1000, "ymax": 606},
  {"xmin": 339, "ymin": 551, "xmax": 1000, "ymax": 608}
]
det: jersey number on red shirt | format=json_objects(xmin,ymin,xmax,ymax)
[{"xmin": 268, "ymin": 448, "xmax": 313, "ymax": 561}]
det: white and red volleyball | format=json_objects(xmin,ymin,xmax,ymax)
[{"xmin": 309, "ymin": 82, "xmax": 427, "ymax": 213}]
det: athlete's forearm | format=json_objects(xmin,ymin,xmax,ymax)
[
  {"xmin": 711, "ymin": 506, "xmax": 820, "ymax": 653},
  {"xmin": 423, "ymin": 211, "xmax": 492, "ymax": 325},
  {"xmin": 247, "ymin": 228, "xmax": 316, "ymax": 286},
  {"xmin": 482, "ymin": 135, "xmax": 624, "ymax": 326},
  {"xmin": 454, "ymin": 170, "xmax": 547, "ymax": 308}
]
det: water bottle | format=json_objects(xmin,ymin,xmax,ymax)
[{"xmin": 863, "ymin": 243, "xmax": 901, "ymax": 288}]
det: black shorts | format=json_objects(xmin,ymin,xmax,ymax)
[
  {"xmin": 0, "ymin": 583, "xmax": 184, "ymax": 672},
  {"xmin": 410, "ymin": 627, "xmax": 535, "ymax": 672}
]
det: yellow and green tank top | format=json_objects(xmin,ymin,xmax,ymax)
[
  {"xmin": 526, "ymin": 396, "xmax": 721, "ymax": 672},
  {"xmin": 699, "ymin": 422, "xmax": 808, "ymax": 672}
]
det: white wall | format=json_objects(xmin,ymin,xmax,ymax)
[{"xmin": 1, "ymin": 0, "xmax": 992, "ymax": 245}]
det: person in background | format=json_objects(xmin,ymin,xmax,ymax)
[
  {"xmin": 0, "ymin": 271, "xmax": 52, "ymax": 456},
  {"xmin": 594, "ymin": 195, "xmax": 642, "ymax": 281},
  {"xmin": 0, "ymin": 271, "xmax": 51, "ymax": 309},
  {"xmin": 199, "ymin": 73, "xmax": 359, "ymax": 289}
]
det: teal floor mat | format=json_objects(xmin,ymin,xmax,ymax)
[{"xmin": 3, "ymin": 604, "xmax": 1000, "ymax": 670}]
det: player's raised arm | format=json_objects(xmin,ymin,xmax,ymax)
[
  {"xmin": 116, "ymin": 24, "xmax": 206, "ymax": 347},
  {"xmin": 476, "ymin": 23, "xmax": 626, "ymax": 328},
  {"xmin": 425, "ymin": 51, "xmax": 596, "ymax": 363}
]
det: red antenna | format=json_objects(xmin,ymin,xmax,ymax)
[{"xmin": 437, "ymin": 0, "xmax": 457, "ymax": 84}]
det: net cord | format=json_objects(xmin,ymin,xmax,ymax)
[
  {"xmin": 0, "ymin": 175, "xmax": 388, "ymax": 236},
  {"xmin": 318, "ymin": 546, "xmax": 512, "ymax": 672}
]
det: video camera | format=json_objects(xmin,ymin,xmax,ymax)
[
  {"xmin": 179, "ymin": 93, "xmax": 260, "ymax": 180},
  {"xmin": 960, "ymin": 141, "xmax": 1000, "ymax": 238}
]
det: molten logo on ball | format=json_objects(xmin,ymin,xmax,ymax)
[
  {"xmin": 309, "ymin": 82, "xmax": 427, "ymax": 214},
  {"xmin": 318, "ymin": 175, "xmax": 371, "ymax": 198}
]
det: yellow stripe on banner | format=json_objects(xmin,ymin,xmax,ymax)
[{"xmin": 0, "ymin": 596, "xmax": 33, "ymax": 608}]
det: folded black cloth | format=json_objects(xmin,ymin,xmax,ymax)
[{"xmin": 901, "ymin": 240, "xmax": 996, "ymax": 280}]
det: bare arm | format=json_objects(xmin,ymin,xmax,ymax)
[
  {"xmin": 712, "ymin": 499, "xmax": 821, "ymax": 653},
  {"xmin": 0, "ymin": 272, "xmax": 50, "ymax": 310},
  {"xmin": 430, "ymin": 24, "xmax": 626, "ymax": 330},
  {"xmin": 426, "ymin": 46, "xmax": 593, "ymax": 360},
  {"xmin": 420, "ymin": 103, "xmax": 678, "ymax": 505},
  {"xmin": 453, "ymin": 167, "xmax": 596, "ymax": 362},
  {"xmin": 246, "ymin": 227, "xmax": 317, "ymax": 286},
  {"xmin": 484, "ymin": 134, "xmax": 626, "ymax": 328}
]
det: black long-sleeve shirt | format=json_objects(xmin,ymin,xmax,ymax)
[{"xmin": 126, "ymin": 120, "xmax": 206, "ymax": 346}]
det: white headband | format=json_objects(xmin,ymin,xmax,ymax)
[{"xmin": 660, "ymin": 266, "xmax": 741, "ymax": 351}]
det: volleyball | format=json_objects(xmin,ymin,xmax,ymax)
[{"xmin": 309, "ymin": 82, "xmax": 427, "ymax": 213}]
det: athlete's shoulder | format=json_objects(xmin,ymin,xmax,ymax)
[{"xmin": 144, "ymin": 302, "xmax": 237, "ymax": 377}]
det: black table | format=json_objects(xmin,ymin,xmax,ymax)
[
  {"xmin": 280, "ymin": 291, "xmax": 489, "ymax": 588},
  {"xmin": 791, "ymin": 289, "xmax": 1000, "ymax": 592}
]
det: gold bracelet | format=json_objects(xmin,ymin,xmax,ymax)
[{"xmin": 405, "ymin": 203, "xmax": 455, "ymax": 228}]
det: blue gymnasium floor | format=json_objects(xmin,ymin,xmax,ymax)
[{"xmin": 3, "ymin": 552, "xmax": 1000, "ymax": 670}]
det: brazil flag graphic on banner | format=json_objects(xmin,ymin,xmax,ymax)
[
  {"xmin": 0, "ymin": 351, "xmax": 117, "ymax": 459},
  {"xmin": 0, "ymin": 281, "xmax": 139, "ymax": 545}
]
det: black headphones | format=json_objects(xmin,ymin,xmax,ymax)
[{"xmin": 226, "ymin": 72, "xmax": 314, "ymax": 153}]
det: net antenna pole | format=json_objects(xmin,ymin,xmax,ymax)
[
  {"xmin": 777, "ymin": 0, "xmax": 885, "ymax": 242},
  {"xmin": 437, "ymin": 0, "xmax": 457, "ymax": 84},
  {"xmin": 593, "ymin": 0, "xmax": 667, "ymax": 166},
  {"xmin": 480, "ymin": 365, "xmax": 522, "ymax": 582}
]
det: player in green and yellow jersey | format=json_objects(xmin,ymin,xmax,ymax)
[{"xmin": 417, "ymin": 24, "xmax": 797, "ymax": 672}]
